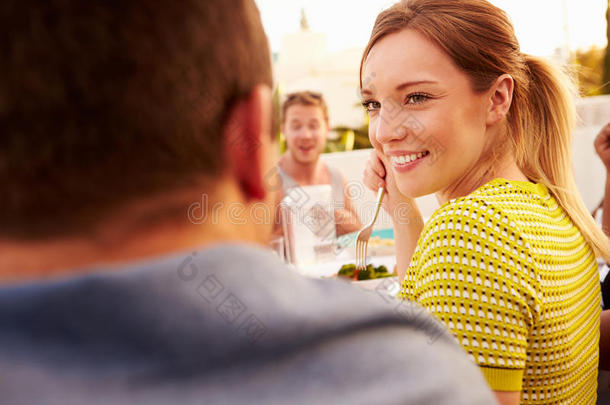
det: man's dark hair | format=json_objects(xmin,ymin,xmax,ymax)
[
  {"xmin": 281, "ymin": 91, "xmax": 329, "ymax": 124},
  {"xmin": 0, "ymin": 0, "xmax": 272, "ymax": 238}
]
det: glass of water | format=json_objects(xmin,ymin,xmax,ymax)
[{"xmin": 269, "ymin": 236, "xmax": 286, "ymax": 263}]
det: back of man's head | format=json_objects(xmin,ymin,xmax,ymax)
[{"xmin": 0, "ymin": 0, "xmax": 272, "ymax": 238}]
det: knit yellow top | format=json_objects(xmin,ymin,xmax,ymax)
[{"xmin": 399, "ymin": 178, "xmax": 600, "ymax": 404}]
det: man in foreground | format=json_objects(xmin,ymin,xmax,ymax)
[{"xmin": 0, "ymin": 0, "xmax": 496, "ymax": 403}]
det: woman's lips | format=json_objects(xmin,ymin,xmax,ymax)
[{"xmin": 388, "ymin": 150, "xmax": 430, "ymax": 172}]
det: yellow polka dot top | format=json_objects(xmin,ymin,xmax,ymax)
[{"xmin": 399, "ymin": 178, "xmax": 601, "ymax": 404}]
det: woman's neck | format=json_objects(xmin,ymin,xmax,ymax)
[{"xmin": 436, "ymin": 157, "xmax": 528, "ymax": 205}]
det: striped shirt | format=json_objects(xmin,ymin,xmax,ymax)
[{"xmin": 399, "ymin": 178, "xmax": 600, "ymax": 404}]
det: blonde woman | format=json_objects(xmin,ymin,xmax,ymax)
[{"xmin": 361, "ymin": 1, "xmax": 610, "ymax": 404}]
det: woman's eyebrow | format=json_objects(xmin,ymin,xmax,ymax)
[
  {"xmin": 395, "ymin": 80, "xmax": 438, "ymax": 91},
  {"xmin": 361, "ymin": 80, "xmax": 438, "ymax": 97},
  {"xmin": 361, "ymin": 87, "xmax": 374, "ymax": 97}
]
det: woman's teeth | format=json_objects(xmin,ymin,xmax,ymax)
[{"xmin": 390, "ymin": 151, "xmax": 429, "ymax": 164}]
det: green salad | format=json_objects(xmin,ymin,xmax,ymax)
[{"xmin": 337, "ymin": 263, "xmax": 394, "ymax": 281}]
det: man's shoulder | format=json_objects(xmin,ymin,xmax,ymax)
[
  {"xmin": 0, "ymin": 243, "xmax": 496, "ymax": 404},
  {"xmin": 185, "ymin": 243, "xmax": 445, "ymax": 342},
  {"xmin": 0, "ymin": 243, "xmax": 451, "ymax": 355}
]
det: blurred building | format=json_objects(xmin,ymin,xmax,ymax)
[{"xmin": 273, "ymin": 10, "xmax": 365, "ymax": 130}]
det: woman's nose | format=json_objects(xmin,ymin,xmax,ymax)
[{"xmin": 373, "ymin": 104, "xmax": 407, "ymax": 145}]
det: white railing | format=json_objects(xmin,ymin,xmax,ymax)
[{"xmin": 576, "ymin": 95, "xmax": 610, "ymax": 129}]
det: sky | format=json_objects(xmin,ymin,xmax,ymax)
[{"xmin": 255, "ymin": 0, "xmax": 608, "ymax": 57}]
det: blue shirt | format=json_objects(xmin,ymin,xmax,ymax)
[{"xmin": 0, "ymin": 243, "xmax": 496, "ymax": 404}]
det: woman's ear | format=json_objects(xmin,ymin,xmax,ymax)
[
  {"xmin": 224, "ymin": 84, "xmax": 273, "ymax": 201},
  {"xmin": 486, "ymin": 74, "xmax": 514, "ymax": 127}
]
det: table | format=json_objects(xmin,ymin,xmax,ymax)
[
  {"xmin": 295, "ymin": 253, "xmax": 396, "ymax": 278},
  {"xmin": 293, "ymin": 250, "xmax": 399, "ymax": 296}
]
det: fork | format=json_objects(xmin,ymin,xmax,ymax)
[{"xmin": 355, "ymin": 186, "xmax": 385, "ymax": 273}]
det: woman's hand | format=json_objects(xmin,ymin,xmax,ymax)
[
  {"xmin": 363, "ymin": 149, "xmax": 415, "ymax": 221},
  {"xmin": 594, "ymin": 123, "xmax": 610, "ymax": 172},
  {"xmin": 363, "ymin": 148, "xmax": 424, "ymax": 282}
]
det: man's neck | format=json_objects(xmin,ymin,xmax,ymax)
[
  {"xmin": 0, "ymin": 184, "xmax": 269, "ymax": 284},
  {"xmin": 0, "ymin": 223, "xmax": 245, "ymax": 283},
  {"xmin": 279, "ymin": 155, "xmax": 326, "ymax": 185}
]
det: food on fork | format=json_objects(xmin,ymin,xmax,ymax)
[{"xmin": 337, "ymin": 263, "xmax": 395, "ymax": 281}]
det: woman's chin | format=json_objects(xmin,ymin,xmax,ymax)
[{"xmin": 395, "ymin": 180, "xmax": 430, "ymax": 199}]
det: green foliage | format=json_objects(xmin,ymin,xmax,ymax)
[
  {"xmin": 571, "ymin": 46, "xmax": 606, "ymax": 96},
  {"xmin": 327, "ymin": 110, "xmax": 371, "ymax": 152},
  {"xmin": 273, "ymin": 86, "xmax": 286, "ymax": 153}
]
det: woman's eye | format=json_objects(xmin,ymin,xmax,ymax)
[
  {"xmin": 406, "ymin": 93, "xmax": 429, "ymax": 104},
  {"xmin": 362, "ymin": 101, "xmax": 380, "ymax": 112}
]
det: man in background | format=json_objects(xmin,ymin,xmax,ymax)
[
  {"xmin": 276, "ymin": 91, "xmax": 362, "ymax": 236},
  {"xmin": 0, "ymin": 0, "xmax": 496, "ymax": 403}
]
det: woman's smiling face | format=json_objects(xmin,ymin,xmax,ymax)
[{"xmin": 362, "ymin": 29, "xmax": 492, "ymax": 199}]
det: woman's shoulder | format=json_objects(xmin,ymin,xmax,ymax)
[
  {"xmin": 435, "ymin": 178, "xmax": 547, "ymax": 216},
  {"xmin": 424, "ymin": 179, "xmax": 531, "ymax": 238}
]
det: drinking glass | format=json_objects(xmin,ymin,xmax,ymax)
[{"xmin": 269, "ymin": 236, "xmax": 286, "ymax": 263}]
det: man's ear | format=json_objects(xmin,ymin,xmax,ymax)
[
  {"xmin": 486, "ymin": 74, "xmax": 514, "ymax": 127},
  {"xmin": 224, "ymin": 85, "xmax": 272, "ymax": 202}
]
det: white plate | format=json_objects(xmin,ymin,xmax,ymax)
[
  {"xmin": 351, "ymin": 276, "xmax": 401, "ymax": 298},
  {"xmin": 295, "ymin": 254, "xmax": 397, "ymax": 279}
]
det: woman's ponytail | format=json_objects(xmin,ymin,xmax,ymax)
[{"xmin": 518, "ymin": 54, "xmax": 610, "ymax": 261}]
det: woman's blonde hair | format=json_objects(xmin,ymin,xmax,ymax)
[{"xmin": 360, "ymin": 0, "xmax": 610, "ymax": 260}]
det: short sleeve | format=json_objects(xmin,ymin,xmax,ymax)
[{"xmin": 400, "ymin": 198, "xmax": 543, "ymax": 391}]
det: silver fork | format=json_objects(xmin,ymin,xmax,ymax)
[{"xmin": 355, "ymin": 187, "xmax": 385, "ymax": 272}]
